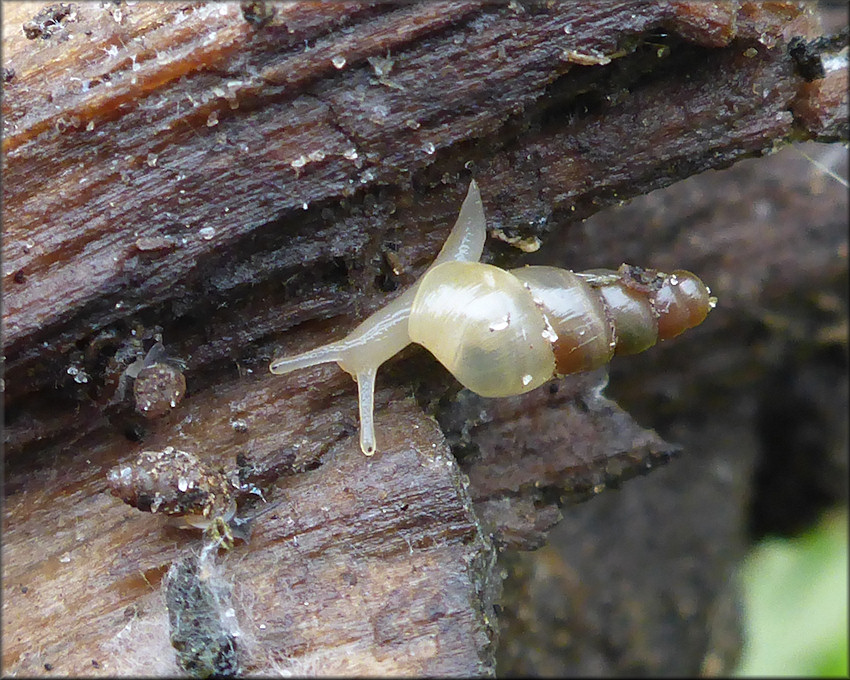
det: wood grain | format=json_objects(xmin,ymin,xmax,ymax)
[{"xmin": 2, "ymin": 1, "xmax": 846, "ymax": 675}]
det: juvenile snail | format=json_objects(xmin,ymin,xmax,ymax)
[
  {"xmin": 271, "ymin": 181, "xmax": 715, "ymax": 455},
  {"xmin": 107, "ymin": 446, "xmax": 238, "ymax": 530}
]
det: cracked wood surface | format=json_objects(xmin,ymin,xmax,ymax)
[{"xmin": 2, "ymin": 1, "xmax": 847, "ymax": 676}]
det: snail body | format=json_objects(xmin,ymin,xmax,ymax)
[{"xmin": 271, "ymin": 181, "xmax": 714, "ymax": 455}]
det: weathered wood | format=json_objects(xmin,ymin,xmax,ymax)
[
  {"xmin": 3, "ymin": 396, "xmax": 498, "ymax": 675},
  {"xmin": 2, "ymin": 0, "xmax": 838, "ymax": 410},
  {"xmin": 2, "ymin": 1, "xmax": 847, "ymax": 676}
]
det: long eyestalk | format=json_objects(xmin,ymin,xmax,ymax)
[{"xmin": 269, "ymin": 343, "xmax": 343, "ymax": 375}]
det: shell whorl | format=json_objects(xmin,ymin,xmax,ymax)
[
  {"xmin": 509, "ymin": 266, "xmax": 614, "ymax": 375},
  {"xmin": 409, "ymin": 261, "xmax": 555, "ymax": 397},
  {"xmin": 585, "ymin": 264, "xmax": 713, "ymax": 355}
]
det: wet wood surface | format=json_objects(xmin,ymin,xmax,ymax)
[{"xmin": 3, "ymin": 1, "xmax": 847, "ymax": 676}]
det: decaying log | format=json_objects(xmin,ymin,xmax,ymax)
[{"xmin": 2, "ymin": 1, "xmax": 847, "ymax": 676}]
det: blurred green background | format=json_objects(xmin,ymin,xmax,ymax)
[{"xmin": 735, "ymin": 508, "xmax": 848, "ymax": 677}]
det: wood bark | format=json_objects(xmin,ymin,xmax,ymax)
[{"xmin": 2, "ymin": 1, "xmax": 847, "ymax": 676}]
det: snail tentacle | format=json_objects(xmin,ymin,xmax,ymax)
[
  {"xmin": 431, "ymin": 179, "xmax": 486, "ymax": 265},
  {"xmin": 269, "ymin": 343, "xmax": 343, "ymax": 376},
  {"xmin": 356, "ymin": 366, "xmax": 378, "ymax": 456}
]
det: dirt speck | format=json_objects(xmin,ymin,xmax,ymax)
[{"xmin": 22, "ymin": 4, "xmax": 78, "ymax": 40}]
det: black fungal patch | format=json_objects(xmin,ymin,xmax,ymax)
[{"xmin": 165, "ymin": 555, "xmax": 239, "ymax": 677}]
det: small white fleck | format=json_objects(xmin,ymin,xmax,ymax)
[
  {"xmin": 291, "ymin": 155, "xmax": 307, "ymax": 169},
  {"xmin": 259, "ymin": 624, "xmax": 267, "ymax": 630},
  {"xmin": 231, "ymin": 418, "xmax": 249, "ymax": 432},
  {"xmin": 332, "ymin": 55, "xmax": 347, "ymax": 69},
  {"xmin": 541, "ymin": 328, "xmax": 558, "ymax": 342},
  {"xmin": 199, "ymin": 226, "xmax": 216, "ymax": 240},
  {"xmin": 67, "ymin": 366, "xmax": 79, "ymax": 376},
  {"xmin": 343, "ymin": 148, "xmax": 358, "ymax": 160},
  {"xmin": 422, "ymin": 141, "xmax": 435, "ymax": 155},
  {"xmin": 86, "ymin": 120, "xmax": 95, "ymax": 131},
  {"xmin": 405, "ymin": 118, "xmax": 421, "ymax": 130},
  {"xmin": 307, "ymin": 150, "xmax": 325, "ymax": 162},
  {"xmin": 669, "ymin": 274, "xmax": 679, "ymax": 285},
  {"xmin": 824, "ymin": 53, "xmax": 848, "ymax": 73},
  {"xmin": 59, "ymin": 554, "xmax": 71, "ymax": 563},
  {"xmin": 178, "ymin": 477, "xmax": 188, "ymax": 492},
  {"xmin": 206, "ymin": 111, "xmax": 219, "ymax": 127},
  {"xmin": 489, "ymin": 315, "xmax": 510, "ymax": 332},
  {"xmin": 302, "ymin": 202, "xmax": 309, "ymax": 210},
  {"xmin": 522, "ymin": 374, "xmax": 533, "ymax": 386},
  {"xmin": 146, "ymin": 153, "xmax": 158, "ymax": 167}
]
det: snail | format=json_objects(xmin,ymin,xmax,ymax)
[
  {"xmin": 107, "ymin": 446, "xmax": 238, "ymax": 531},
  {"xmin": 271, "ymin": 181, "xmax": 715, "ymax": 455}
]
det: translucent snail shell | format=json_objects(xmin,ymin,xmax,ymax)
[{"xmin": 271, "ymin": 181, "xmax": 714, "ymax": 455}]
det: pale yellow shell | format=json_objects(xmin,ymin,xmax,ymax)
[{"xmin": 409, "ymin": 261, "xmax": 554, "ymax": 397}]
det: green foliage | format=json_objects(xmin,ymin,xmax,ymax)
[{"xmin": 736, "ymin": 509, "xmax": 848, "ymax": 677}]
